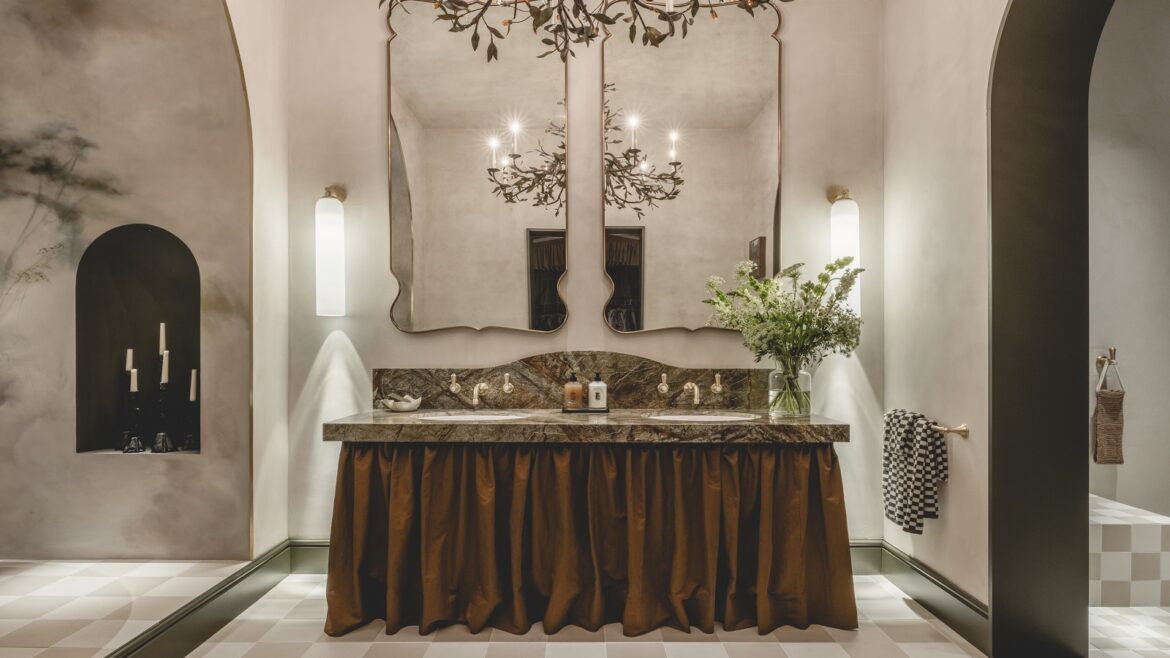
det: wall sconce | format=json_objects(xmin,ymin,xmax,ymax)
[
  {"xmin": 827, "ymin": 186, "xmax": 860, "ymax": 313},
  {"xmin": 315, "ymin": 184, "xmax": 347, "ymax": 317}
]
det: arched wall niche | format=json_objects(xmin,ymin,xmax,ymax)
[
  {"xmin": 75, "ymin": 224, "xmax": 201, "ymax": 453},
  {"xmin": 988, "ymin": 0, "xmax": 1112, "ymax": 654}
]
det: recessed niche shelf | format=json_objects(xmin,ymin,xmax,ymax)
[{"xmin": 75, "ymin": 224, "xmax": 201, "ymax": 454}]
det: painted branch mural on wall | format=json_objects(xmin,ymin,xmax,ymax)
[
  {"xmin": 0, "ymin": 0, "xmax": 252, "ymax": 559},
  {"xmin": 0, "ymin": 123, "xmax": 123, "ymax": 319}
]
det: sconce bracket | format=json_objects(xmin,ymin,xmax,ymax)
[{"xmin": 325, "ymin": 184, "xmax": 349, "ymax": 202}]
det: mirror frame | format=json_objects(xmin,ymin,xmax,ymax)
[
  {"xmin": 599, "ymin": 12, "xmax": 784, "ymax": 334},
  {"xmin": 385, "ymin": 20, "xmax": 571, "ymax": 334}
]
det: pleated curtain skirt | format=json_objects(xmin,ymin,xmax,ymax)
[{"xmin": 325, "ymin": 443, "xmax": 858, "ymax": 638}]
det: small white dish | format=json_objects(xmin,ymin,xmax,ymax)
[{"xmin": 379, "ymin": 396, "xmax": 422, "ymax": 412}]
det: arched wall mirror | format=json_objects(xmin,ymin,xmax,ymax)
[
  {"xmin": 387, "ymin": 8, "xmax": 568, "ymax": 333},
  {"xmin": 602, "ymin": 11, "xmax": 781, "ymax": 333}
]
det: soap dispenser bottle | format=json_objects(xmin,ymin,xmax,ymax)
[
  {"xmin": 588, "ymin": 372, "xmax": 608, "ymax": 410},
  {"xmin": 563, "ymin": 372, "xmax": 584, "ymax": 410}
]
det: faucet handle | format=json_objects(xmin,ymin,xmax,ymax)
[
  {"xmin": 502, "ymin": 373, "xmax": 515, "ymax": 394},
  {"xmin": 449, "ymin": 374, "xmax": 461, "ymax": 394},
  {"xmin": 657, "ymin": 374, "xmax": 669, "ymax": 395},
  {"xmin": 711, "ymin": 374, "xmax": 724, "ymax": 395}
]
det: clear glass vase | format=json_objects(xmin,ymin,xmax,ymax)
[{"xmin": 769, "ymin": 360, "xmax": 812, "ymax": 420}]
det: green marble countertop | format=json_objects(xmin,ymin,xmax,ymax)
[{"xmin": 323, "ymin": 409, "xmax": 849, "ymax": 444}]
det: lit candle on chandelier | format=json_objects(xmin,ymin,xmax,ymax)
[
  {"xmin": 669, "ymin": 130, "xmax": 679, "ymax": 161},
  {"xmin": 509, "ymin": 120, "xmax": 522, "ymax": 155},
  {"xmin": 627, "ymin": 115, "xmax": 640, "ymax": 150},
  {"xmin": 488, "ymin": 136, "xmax": 500, "ymax": 169},
  {"xmin": 667, "ymin": 0, "xmax": 674, "ymax": 12}
]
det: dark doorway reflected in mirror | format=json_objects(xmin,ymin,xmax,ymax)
[{"xmin": 525, "ymin": 228, "xmax": 644, "ymax": 332}]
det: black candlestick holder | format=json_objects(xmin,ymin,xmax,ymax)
[
  {"xmin": 123, "ymin": 392, "xmax": 145, "ymax": 453},
  {"xmin": 151, "ymin": 382, "xmax": 175, "ymax": 453}
]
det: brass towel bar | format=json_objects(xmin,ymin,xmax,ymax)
[{"xmin": 931, "ymin": 423, "xmax": 970, "ymax": 438}]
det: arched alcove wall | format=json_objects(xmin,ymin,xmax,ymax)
[{"xmin": 76, "ymin": 224, "xmax": 201, "ymax": 453}]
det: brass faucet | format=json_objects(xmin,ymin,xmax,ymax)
[
  {"xmin": 471, "ymin": 382, "xmax": 489, "ymax": 407},
  {"xmin": 683, "ymin": 382, "xmax": 700, "ymax": 405}
]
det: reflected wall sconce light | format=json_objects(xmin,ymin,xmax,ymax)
[
  {"xmin": 827, "ymin": 186, "xmax": 860, "ymax": 313},
  {"xmin": 315, "ymin": 184, "xmax": 347, "ymax": 317}
]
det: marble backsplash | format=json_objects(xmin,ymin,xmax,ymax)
[{"xmin": 373, "ymin": 351, "xmax": 769, "ymax": 410}]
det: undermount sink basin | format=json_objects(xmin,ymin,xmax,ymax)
[
  {"xmin": 418, "ymin": 412, "xmax": 528, "ymax": 422},
  {"xmin": 646, "ymin": 412, "xmax": 758, "ymax": 422}
]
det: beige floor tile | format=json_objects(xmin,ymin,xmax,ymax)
[
  {"xmin": 605, "ymin": 624, "xmax": 666, "ymax": 643},
  {"xmin": 0, "ymin": 578, "xmax": 59, "ymax": 597},
  {"xmin": 259, "ymin": 620, "xmax": 332, "ymax": 644},
  {"xmin": 0, "ymin": 620, "xmax": 89, "ymax": 648},
  {"xmin": 54, "ymin": 619, "xmax": 152, "ymax": 649},
  {"xmin": 779, "ymin": 644, "xmax": 849, "ymax": 657},
  {"xmin": 43, "ymin": 596, "xmax": 130, "ymax": 620},
  {"xmin": 606, "ymin": 642, "xmax": 669, "ymax": 658},
  {"xmin": 287, "ymin": 598, "xmax": 329, "ymax": 620},
  {"xmin": 242, "ymin": 643, "xmax": 313, "ymax": 657},
  {"xmin": 421, "ymin": 643, "xmax": 489, "ymax": 658},
  {"xmin": 484, "ymin": 642, "xmax": 547, "ymax": 658},
  {"xmin": 27, "ymin": 579, "xmax": 114, "ymax": 598},
  {"xmin": 0, "ymin": 597, "xmax": 69, "ymax": 620},
  {"xmin": 302, "ymin": 643, "xmax": 374, "ymax": 657},
  {"xmin": 774, "ymin": 626, "xmax": 834, "ymax": 643},
  {"xmin": 27, "ymin": 649, "xmax": 101, "ymax": 658},
  {"xmin": 544, "ymin": 644, "xmax": 606, "ymax": 658},
  {"xmin": 724, "ymin": 645, "xmax": 791, "ymax": 658},
  {"xmin": 103, "ymin": 595, "xmax": 188, "ymax": 621},
  {"xmin": 875, "ymin": 621, "xmax": 947, "ymax": 644},
  {"xmin": 209, "ymin": 619, "xmax": 279, "ymax": 643},
  {"xmin": 139, "ymin": 576, "xmax": 224, "ymax": 597},
  {"xmin": 662, "ymin": 643, "xmax": 729, "ymax": 658},
  {"xmin": 89, "ymin": 577, "xmax": 169, "ymax": 597},
  {"xmin": 362, "ymin": 643, "xmax": 430, "ymax": 657},
  {"xmin": 0, "ymin": 648, "xmax": 42, "ymax": 658}
]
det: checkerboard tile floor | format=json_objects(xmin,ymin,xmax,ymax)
[
  {"xmin": 0, "ymin": 558, "xmax": 245, "ymax": 657},
  {"xmin": 190, "ymin": 574, "xmax": 987, "ymax": 658},
  {"xmin": 1090, "ymin": 606, "xmax": 1170, "ymax": 656}
]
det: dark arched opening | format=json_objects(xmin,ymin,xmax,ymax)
[
  {"xmin": 989, "ymin": 1, "xmax": 1113, "ymax": 654},
  {"xmin": 76, "ymin": 224, "xmax": 200, "ymax": 453}
]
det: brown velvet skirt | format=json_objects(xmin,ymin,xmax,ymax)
[{"xmin": 324, "ymin": 443, "xmax": 857, "ymax": 637}]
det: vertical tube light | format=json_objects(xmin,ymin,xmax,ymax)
[
  {"xmin": 316, "ymin": 185, "xmax": 347, "ymax": 317},
  {"xmin": 828, "ymin": 187, "xmax": 861, "ymax": 313}
]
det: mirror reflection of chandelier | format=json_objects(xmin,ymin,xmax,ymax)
[{"xmin": 486, "ymin": 88, "xmax": 685, "ymax": 218}]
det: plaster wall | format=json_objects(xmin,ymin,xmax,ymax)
[
  {"xmin": 0, "ymin": 0, "xmax": 252, "ymax": 559},
  {"xmin": 226, "ymin": 0, "xmax": 291, "ymax": 557},
  {"xmin": 882, "ymin": 0, "xmax": 1009, "ymax": 603}
]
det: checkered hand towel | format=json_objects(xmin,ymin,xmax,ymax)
[{"xmin": 882, "ymin": 409, "xmax": 949, "ymax": 534}]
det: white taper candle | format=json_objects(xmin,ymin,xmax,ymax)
[
  {"xmin": 161, "ymin": 350, "xmax": 170, "ymax": 385},
  {"xmin": 189, "ymin": 369, "xmax": 198, "ymax": 402},
  {"xmin": 125, "ymin": 348, "xmax": 134, "ymax": 372},
  {"xmin": 159, "ymin": 323, "xmax": 167, "ymax": 355},
  {"xmin": 130, "ymin": 368, "xmax": 139, "ymax": 393}
]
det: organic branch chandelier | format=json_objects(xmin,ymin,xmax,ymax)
[
  {"xmin": 379, "ymin": 0, "xmax": 790, "ymax": 62},
  {"xmin": 487, "ymin": 87, "xmax": 683, "ymax": 218}
]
